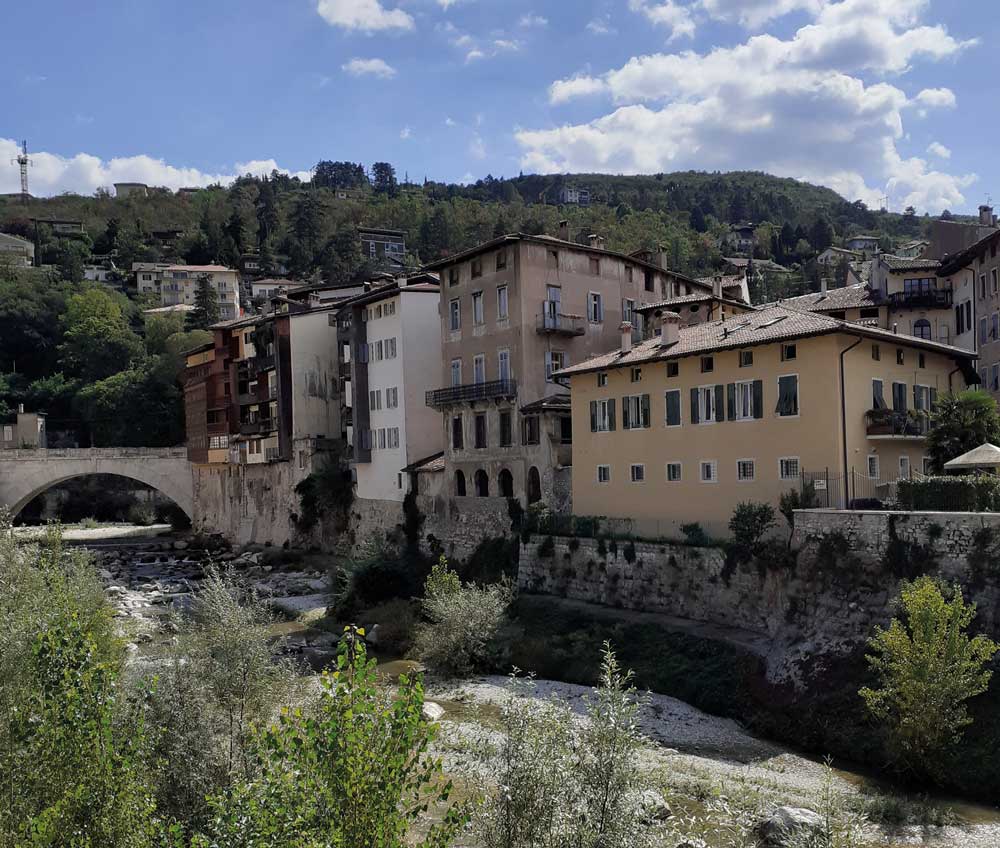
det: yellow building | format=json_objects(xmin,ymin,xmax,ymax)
[{"xmin": 557, "ymin": 305, "xmax": 977, "ymax": 538}]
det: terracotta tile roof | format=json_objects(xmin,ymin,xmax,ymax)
[
  {"xmin": 520, "ymin": 394, "xmax": 571, "ymax": 414},
  {"xmin": 635, "ymin": 293, "xmax": 755, "ymax": 312},
  {"xmin": 556, "ymin": 303, "xmax": 973, "ymax": 378},
  {"xmin": 937, "ymin": 229, "xmax": 1000, "ymax": 276},
  {"xmin": 880, "ymin": 255, "xmax": 941, "ymax": 272},
  {"xmin": 781, "ymin": 284, "xmax": 881, "ymax": 313},
  {"xmin": 403, "ymin": 452, "xmax": 445, "ymax": 473}
]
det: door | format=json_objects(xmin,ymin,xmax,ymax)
[{"xmin": 545, "ymin": 286, "xmax": 561, "ymax": 328}]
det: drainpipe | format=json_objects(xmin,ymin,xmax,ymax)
[{"xmin": 839, "ymin": 334, "xmax": 864, "ymax": 508}]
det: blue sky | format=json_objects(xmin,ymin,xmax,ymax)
[{"xmin": 2, "ymin": 0, "xmax": 996, "ymax": 212}]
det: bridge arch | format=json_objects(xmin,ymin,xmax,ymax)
[{"xmin": 0, "ymin": 448, "xmax": 194, "ymax": 521}]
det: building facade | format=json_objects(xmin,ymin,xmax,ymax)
[
  {"xmin": 1, "ymin": 407, "xmax": 47, "ymax": 450},
  {"xmin": 358, "ymin": 227, "xmax": 406, "ymax": 267},
  {"xmin": 0, "ymin": 232, "xmax": 35, "ymax": 268},
  {"xmin": 559, "ymin": 306, "xmax": 976, "ymax": 538}
]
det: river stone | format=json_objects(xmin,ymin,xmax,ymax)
[
  {"xmin": 422, "ymin": 701, "xmax": 445, "ymax": 722},
  {"xmin": 759, "ymin": 806, "xmax": 824, "ymax": 846},
  {"xmin": 637, "ymin": 789, "xmax": 672, "ymax": 823},
  {"xmin": 675, "ymin": 840, "xmax": 707, "ymax": 848},
  {"xmin": 173, "ymin": 540, "xmax": 189, "ymax": 551}
]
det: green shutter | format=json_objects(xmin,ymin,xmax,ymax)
[
  {"xmin": 752, "ymin": 380, "xmax": 763, "ymax": 419},
  {"xmin": 622, "ymin": 397, "xmax": 631, "ymax": 429},
  {"xmin": 666, "ymin": 391, "xmax": 680, "ymax": 426},
  {"xmin": 608, "ymin": 399, "xmax": 616, "ymax": 431},
  {"xmin": 641, "ymin": 394, "xmax": 650, "ymax": 428},
  {"xmin": 727, "ymin": 383, "xmax": 736, "ymax": 420},
  {"xmin": 590, "ymin": 400, "xmax": 598, "ymax": 432},
  {"xmin": 690, "ymin": 388, "xmax": 700, "ymax": 424},
  {"xmin": 714, "ymin": 385, "xmax": 725, "ymax": 422}
]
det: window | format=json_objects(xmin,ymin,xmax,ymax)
[
  {"xmin": 372, "ymin": 340, "xmax": 383, "ymax": 361},
  {"xmin": 449, "ymin": 268, "xmax": 459, "ymax": 287},
  {"xmin": 918, "ymin": 352, "xmax": 925, "ymax": 369},
  {"xmin": 694, "ymin": 385, "xmax": 720, "ymax": 423},
  {"xmin": 899, "ymin": 455, "xmax": 910, "ymax": 479},
  {"xmin": 701, "ymin": 356, "xmax": 714, "ymax": 373},
  {"xmin": 209, "ymin": 435, "xmax": 228, "ymax": 450},
  {"xmin": 983, "ymin": 275, "xmax": 990, "ymax": 299},
  {"xmin": 587, "ymin": 292, "xmax": 604, "ymax": 323},
  {"xmin": 474, "ymin": 413, "xmax": 487, "ymax": 449},
  {"xmin": 499, "ymin": 411, "xmax": 512, "ymax": 446},
  {"xmin": 630, "ymin": 463, "xmax": 645, "ymax": 483},
  {"xmin": 776, "ymin": 375, "xmax": 799, "ymax": 417},
  {"xmin": 860, "ymin": 307, "xmax": 880, "ymax": 319},
  {"xmin": 892, "ymin": 381, "xmax": 907, "ymax": 412},
  {"xmin": 496, "ymin": 249, "xmax": 507, "ymax": 271},
  {"xmin": 622, "ymin": 298, "xmax": 635, "ymax": 324},
  {"xmin": 956, "ymin": 304, "xmax": 964, "ymax": 336},
  {"xmin": 497, "ymin": 285, "xmax": 509, "ymax": 320},
  {"xmin": 589, "ymin": 257, "xmax": 600, "ymax": 276},
  {"xmin": 665, "ymin": 390, "xmax": 682, "ymax": 427},
  {"xmin": 923, "ymin": 456, "xmax": 933, "ymax": 475},
  {"xmin": 385, "ymin": 337, "xmax": 397, "ymax": 359},
  {"xmin": 913, "ymin": 319, "xmax": 931, "ymax": 340},
  {"xmin": 386, "ymin": 387, "xmax": 399, "ymax": 408},
  {"xmin": 471, "ymin": 257, "xmax": 483, "ymax": 278},
  {"xmin": 666, "ymin": 361, "xmax": 679, "ymax": 378},
  {"xmin": 779, "ymin": 457, "xmax": 800, "ymax": 480},
  {"xmin": 993, "ymin": 364, "xmax": 1000, "ymax": 391},
  {"xmin": 451, "ymin": 416, "xmax": 463, "ymax": 450},
  {"xmin": 449, "ymin": 299, "xmax": 461, "ymax": 331},
  {"xmin": 597, "ymin": 372, "xmax": 608, "ymax": 388},
  {"xmin": 473, "ymin": 354, "xmax": 486, "ymax": 384},
  {"xmin": 732, "ymin": 380, "xmax": 761, "ymax": 420},
  {"xmin": 993, "ymin": 268, "xmax": 998, "ymax": 294},
  {"xmin": 369, "ymin": 389, "xmax": 382, "ymax": 411},
  {"xmin": 700, "ymin": 460, "xmax": 718, "ymax": 483},
  {"xmin": 993, "ymin": 313, "xmax": 1000, "ymax": 341},
  {"xmin": 498, "ymin": 349, "xmax": 511, "ymax": 382},
  {"xmin": 590, "ymin": 398, "xmax": 615, "ymax": 432},
  {"xmin": 378, "ymin": 429, "xmax": 387, "ymax": 450},
  {"xmin": 666, "ymin": 462, "xmax": 682, "ymax": 482},
  {"xmin": 597, "ymin": 465, "xmax": 611, "ymax": 484},
  {"xmin": 622, "ymin": 394, "xmax": 651, "ymax": 430},
  {"xmin": 472, "ymin": 291, "xmax": 484, "ymax": 325},
  {"xmin": 867, "ymin": 454, "xmax": 880, "ymax": 479},
  {"xmin": 781, "ymin": 343, "xmax": 797, "ymax": 361},
  {"xmin": 896, "ymin": 348, "xmax": 904, "ymax": 365},
  {"xmin": 737, "ymin": 459, "xmax": 755, "ymax": 481},
  {"xmin": 522, "ymin": 415, "xmax": 540, "ymax": 445},
  {"xmin": 871, "ymin": 344, "xmax": 880, "ymax": 361},
  {"xmin": 450, "ymin": 359, "xmax": 462, "ymax": 387},
  {"xmin": 545, "ymin": 351, "xmax": 566, "ymax": 382},
  {"xmin": 872, "ymin": 378, "xmax": 887, "ymax": 410},
  {"xmin": 630, "ymin": 367, "xmax": 642, "ymax": 383},
  {"xmin": 547, "ymin": 249, "xmax": 558, "ymax": 270},
  {"xmin": 626, "ymin": 266, "xmax": 634, "ymax": 283},
  {"xmin": 739, "ymin": 350, "xmax": 753, "ymax": 367},
  {"xmin": 981, "ymin": 316, "xmax": 989, "ymax": 346},
  {"xmin": 455, "ymin": 470, "xmax": 466, "ymax": 496}
]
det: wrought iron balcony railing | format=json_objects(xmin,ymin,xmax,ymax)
[
  {"xmin": 426, "ymin": 379, "xmax": 517, "ymax": 408},
  {"xmin": 865, "ymin": 409, "xmax": 929, "ymax": 438},
  {"xmin": 535, "ymin": 311, "xmax": 585, "ymax": 336}
]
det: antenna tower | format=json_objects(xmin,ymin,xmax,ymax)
[{"xmin": 10, "ymin": 140, "xmax": 32, "ymax": 204}]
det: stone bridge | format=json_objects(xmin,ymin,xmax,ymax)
[{"xmin": 0, "ymin": 447, "xmax": 194, "ymax": 519}]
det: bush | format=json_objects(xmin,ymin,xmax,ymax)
[
  {"xmin": 897, "ymin": 475, "xmax": 1000, "ymax": 512},
  {"xmin": 728, "ymin": 501, "xmax": 776, "ymax": 554},
  {"xmin": 537, "ymin": 535, "xmax": 555, "ymax": 558},
  {"xmin": 413, "ymin": 557, "xmax": 514, "ymax": 677},
  {"xmin": 330, "ymin": 536, "xmax": 430, "ymax": 617},
  {"xmin": 680, "ymin": 522, "xmax": 709, "ymax": 546},
  {"xmin": 294, "ymin": 447, "xmax": 354, "ymax": 531},
  {"xmin": 127, "ymin": 502, "xmax": 156, "ymax": 526}
]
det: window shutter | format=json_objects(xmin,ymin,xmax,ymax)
[
  {"xmin": 690, "ymin": 388, "xmax": 700, "ymax": 424},
  {"xmin": 666, "ymin": 391, "xmax": 680, "ymax": 426},
  {"xmin": 590, "ymin": 401, "xmax": 597, "ymax": 432},
  {"xmin": 726, "ymin": 383, "xmax": 736, "ymax": 420},
  {"xmin": 714, "ymin": 385, "xmax": 725, "ymax": 422},
  {"xmin": 752, "ymin": 380, "xmax": 763, "ymax": 419},
  {"xmin": 641, "ymin": 394, "xmax": 650, "ymax": 428},
  {"xmin": 587, "ymin": 297, "xmax": 594, "ymax": 322},
  {"xmin": 608, "ymin": 399, "xmax": 616, "ymax": 431},
  {"xmin": 622, "ymin": 397, "xmax": 630, "ymax": 429},
  {"xmin": 929, "ymin": 388, "xmax": 938, "ymax": 409}
]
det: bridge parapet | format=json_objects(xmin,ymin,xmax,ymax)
[{"xmin": 1, "ymin": 446, "xmax": 188, "ymax": 461}]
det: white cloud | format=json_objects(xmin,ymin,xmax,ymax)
[
  {"xmin": 927, "ymin": 141, "xmax": 951, "ymax": 159},
  {"xmin": 629, "ymin": 0, "xmax": 696, "ymax": 40},
  {"xmin": 518, "ymin": 13, "xmax": 548, "ymax": 27},
  {"xmin": 586, "ymin": 16, "xmax": 615, "ymax": 35},
  {"xmin": 493, "ymin": 39, "xmax": 521, "ymax": 52},
  {"xmin": 469, "ymin": 135, "xmax": 487, "ymax": 159},
  {"xmin": 315, "ymin": 0, "xmax": 413, "ymax": 32},
  {"xmin": 341, "ymin": 57, "xmax": 397, "ymax": 79},
  {"xmin": 700, "ymin": 0, "xmax": 829, "ymax": 28},
  {"xmin": 400, "ymin": 126, "xmax": 413, "ymax": 140},
  {"xmin": 445, "ymin": 116, "xmax": 457, "ymax": 126},
  {"xmin": 914, "ymin": 87, "xmax": 957, "ymax": 108},
  {"xmin": 524, "ymin": 0, "xmax": 977, "ymax": 212},
  {"xmin": 0, "ymin": 139, "xmax": 312, "ymax": 197},
  {"xmin": 465, "ymin": 48, "xmax": 485, "ymax": 62}
]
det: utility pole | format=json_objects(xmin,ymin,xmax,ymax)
[{"xmin": 10, "ymin": 140, "xmax": 32, "ymax": 204}]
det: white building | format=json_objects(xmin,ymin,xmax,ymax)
[
  {"xmin": 150, "ymin": 264, "xmax": 241, "ymax": 320},
  {"xmin": 339, "ymin": 278, "xmax": 443, "ymax": 501},
  {"xmin": 0, "ymin": 232, "xmax": 35, "ymax": 268}
]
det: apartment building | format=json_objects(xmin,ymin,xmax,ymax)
[
  {"xmin": 183, "ymin": 336, "xmax": 234, "ymax": 465},
  {"xmin": 358, "ymin": 227, "xmax": 407, "ymax": 267},
  {"xmin": 558, "ymin": 305, "xmax": 976, "ymax": 538},
  {"xmin": 0, "ymin": 232, "xmax": 35, "ymax": 268},
  {"xmin": 139, "ymin": 264, "xmax": 241, "ymax": 320},
  {"xmin": 336, "ymin": 277, "xmax": 442, "ymax": 501},
  {"xmin": 845, "ymin": 235, "xmax": 881, "ymax": 256},
  {"xmin": 421, "ymin": 232, "xmax": 727, "ymax": 506},
  {"xmin": 1, "ymin": 406, "xmax": 46, "ymax": 450}
]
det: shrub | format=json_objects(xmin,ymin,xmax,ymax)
[
  {"xmin": 622, "ymin": 541, "xmax": 636, "ymax": 564},
  {"xmin": 728, "ymin": 501, "xmax": 776, "ymax": 554},
  {"xmin": 680, "ymin": 522, "xmax": 709, "ymax": 547},
  {"xmin": 537, "ymin": 535, "xmax": 555, "ymax": 559},
  {"xmin": 898, "ymin": 475, "xmax": 1000, "ymax": 512},
  {"xmin": 413, "ymin": 556, "xmax": 514, "ymax": 677},
  {"xmin": 331, "ymin": 536, "xmax": 430, "ymax": 617},
  {"xmin": 926, "ymin": 389, "xmax": 1000, "ymax": 473},
  {"xmin": 293, "ymin": 446, "xmax": 354, "ymax": 531},
  {"xmin": 127, "ymin": 502, "xmax": 156, "ymax": 526},
  {"xmin": 860, "ymin": 576, "xmax": 999, "ymax": 779}
]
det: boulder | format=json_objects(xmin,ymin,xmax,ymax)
[
  {"xmin": 758, "ymin": 806, "xmax": 824, "ymax": 846},
  {"xmin": 173, "ymin": 540, "xmax": 189, "ymax": 551},
  {"xmin": 675, "ymin": 840, "xmax": 708, "ymax": 848},
  {"xmin": 636, "ymin": 789, "xmax": 672, "ymax": 823},
  {"xmin": 422, "ymin": 701, "xmax": 445, "ymax": 722}
]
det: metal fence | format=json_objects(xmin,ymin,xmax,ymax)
[{"xmin": 800, "ymin": 467, "xmax": 925, "ymax": 510}]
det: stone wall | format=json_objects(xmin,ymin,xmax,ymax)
[{"xmin": 519, "ymin": 508, "xmax": 1000, "ymax": 685}]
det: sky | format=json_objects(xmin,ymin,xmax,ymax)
[{"xmin": 2, "ymin": 0, "xmax": 996, "ymax": 213}]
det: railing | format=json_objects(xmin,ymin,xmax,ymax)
[
  {"xmin": 426, "ymin": 379, "xmax": 518, "ymax": 407},
  {"xmin": 237, "ymin": 392, "xmax": 257, "ymax": 406},
  {"xmin": 865, "ymin": 409, "xmax": 929, "ymax": 438},
  {"xmin": 535, "ymin": 311, "xmax": 585, "ymax": 336},
  {"xmin": 887, "ymin": 290, "xmax": 952, "ymax": 309},
  {"xmin": 0, "ymin": 447, "xmax": 188, "ymax": 460}
]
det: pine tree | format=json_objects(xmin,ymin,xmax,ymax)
[{"xmin": 186, "ymin": 275, "xmax": 222, "ymax": 330}]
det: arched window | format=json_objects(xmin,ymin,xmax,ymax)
[
  {"xmin": 498, "ymin": 469, "xmax": 514, "ymax": 498},
  {"xmin": 455, "ymin": 470, "xmax": 466, "ymax": 497},
  {"xmin": 474, "ymin": 470, "xmax": 489, "ymax": 497},
  {"xmin": 913, "ymin": 318, "xmax": 932, "ymax": 340},
  {"xmin": 527, "ymin": 467, "xmax": 542, "ymax": 504}
]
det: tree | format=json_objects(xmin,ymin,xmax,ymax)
[
  {"xmin": 321, "ymin": 227, "xmax": 363, "ymax": 285},
  {"xmin": 861, "ymin": 576, "xmax": 998, "ymax": 777},
  {"xmin": 926, "ymin": 389, "xmax": 1000, "ymax": 472},
  {"xmin": 689, "ymin": 205, "xmax": 707, "ymax": 233},
  {"xmin": 186, "ymin": 274, "xmax": 221, "ymax": 330},
  {"xmin": 809, "ymin": 217, "xmax": 835, "ymax": 253},
  {"xmin": 371, "ymin": 161, "xmax": 398, "ymax": 196},
  {"xmin": 255, "ymin": 179, "xmax": 279, "ymax": 247},
  {"xmin": 58, "ymin": 288, "xmax": 145, "ymax": 383},
  {"xmin": 75, "ymin": 363, "xmax": 184, "ymax": 446},
  {"xmin": 201, "ymin": 627, "xmax": 468, "ymax": 848},
  {"xmin": 53, "ymin": 238, "xmax": 89, "ymax": 283}
]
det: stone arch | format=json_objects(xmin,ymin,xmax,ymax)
[
  {"xmin": 455, "ymin": 469, "xmax": 467, "ymax": 497},
  {"xmin": 498, "ymin": 468, "xmax": 514, "ymax": 498},
  {"xmin": 913, "ymin": 318, "xmax": 932, "ymax": 340},
  {"xmin": 8, "ymin": 472, "xmax": 193, "ymax": 521},
  {"xmin": 474, "ymin": 469, "xmax": 489, "ymax": 497},
  {"xmin": 527, "ymin": 466, "xmax": 542, "ymax": 504}
]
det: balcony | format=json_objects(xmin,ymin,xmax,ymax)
[
  {"xmin": 426, "ymin": 379, "xmax": 518, "ymax": 408},
  {"xmin": 536, "ymin": 311, "xmax": 585, "ymax": 336},
  {"xmin": 887, "ymin": 289, "xmax": 952, "ymax": 309},
  {"xmin": 865, "ymin": 409, "xmax": 929, "ymax": 439},
  {"xmin": 239, "ymin": 418, "xmax": 275, "ymax": 437},
  {"xmin": 237, "ymin": 392, "xmax": 257, "ymax": 406}
]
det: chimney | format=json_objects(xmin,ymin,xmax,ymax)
[
  {"xmin": 820, "ymin": 276, "xmax": 828, "ymax": 295},
  {"xmin": 619, "ymin": 321, "xmax": 633, "ymax": 353},
  {"xmin": 17, "ymin": 404, "xmax": 25, "ymax": 414},
  {"xmin": 659, "ymin": 311, "xmax": 681, "ymax": 347},
  {"xmin": 588, "ymin": 233, "xmax": 606, "ymax": 249},
  {"xmin": 712, "ymin": 275, "xmax": 723, "ymax": 299},
  {"xmin": 558, "ymin": 220, "xmax": 570, "ymax": 242},
  {"xmin": 980, "ymin": 204, "xmax": 994, "ymax": 227}
]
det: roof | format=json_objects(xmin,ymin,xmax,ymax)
[
  {"xmin": 357, "ymin": 226, "xmax": 407, "ymax": 237},
  {"xmin": 938, "ymin": 228, "xmax": 1000, "ymax": 276},
  {"xmin": 880, "ymin": 255, "xmax": 942, "ymax": 273},
  {"xmin": 821, "ymin": 246, "xmax": 862, "ymax": 257},
  {"xmin": 143, "ymin": 304, "xmax": 194, "ymax": 314},
  {"xmin": 402, "ymin": 452, "xmax": 445, "ymax": 474},
  {"xmin": 847, "ymin": 234, "xmax": 880, "ymax": 242},
  {"xmin": 723, "ymin": 257, "xmax": 792, "ymax": 273},
  {"xmin": 781, "ymin": 284, "xmax": 881, "ymax": 313},
  {"xmin": 0, "ymin": 232, "xmax": 33, "ymax": 247},
  {"xmin": 555, "ymin": 303, "xmax": 974, "ymax": 378},
  {"xmin": 944, "ymin": 443, "xmax": 1000, "ymax": 470},
  {"xmin": 165, "ymin": 264, "xmax": 237, "ymax": 273},
  {"xmin": 900, "ymin": 239, "xmax": 930, "ymax": 249},
  {"xmin": 635, "ymin": 292, "xmax": 755, "ymax": 313},
  {"xmin": 520, "ymin": 394, "xmax": 571, "ymax": 414}
]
